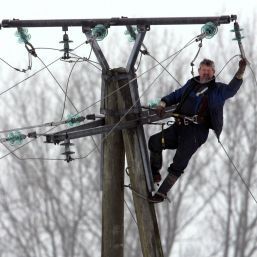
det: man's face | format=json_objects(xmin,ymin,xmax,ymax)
[{"xmin": 198, "ymin": 64, "xmax": 215, "ymax": 83}]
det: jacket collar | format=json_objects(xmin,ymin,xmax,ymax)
[{"xmin": 191, "ymin": 76, "xmax": 216, "ymax": 88}]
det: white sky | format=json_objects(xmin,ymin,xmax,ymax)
[
  {"xmin": 0, "ymin": 0, "xmax": 255, "ymax": 62},
  {"xmin": 0, "ymin": 0, "xmax": 256, "ymax": 109},
  {"xmin": 0, "ymin": 0, "xmax": 256, "ymax": 18}
]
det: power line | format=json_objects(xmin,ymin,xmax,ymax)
[
  {"xmin": 0, "ymin": 34, "xmax": 213, "ymax": 161},
  {"xmin": 76, "ymin": 36, "xmax": 198, "ymax": 117},
  {"xmin": 0, "ymin": 57, "xmax": 60, "ymax": 98},
  {"xmin": 60, "ymin": 58, "xmax": 81, "ymax": 120},
  {"xmin": 0, "ymin": 35, "xmax": 200, "ymax": 161},
  {"xmin": 37, "ymin": 55, "xmax": 79, "ymax": 113},
  {"xmin": 219, "ymin": 140, "xmax": 257, "ymax": 205}
]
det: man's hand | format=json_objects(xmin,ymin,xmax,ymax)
[
  {"xmin": 155, "ymin": 101, "xmax": 166, "ymax": 118},
  {"xmin": 236, "ymin": 58, "xmax": 248, "ymax": 79}
]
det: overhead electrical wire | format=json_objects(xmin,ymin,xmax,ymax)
[
  {"xmin": 0, "ymin": 34, "xmax": 231, "ymax": 158},
  {"xmin": 0, "ymin": 35, "xmax": 197, "ymax": 161}
]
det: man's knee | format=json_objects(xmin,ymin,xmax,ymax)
[{"xmin": 148, "ymin": 134, "xmax": 162, "ymax": 152}]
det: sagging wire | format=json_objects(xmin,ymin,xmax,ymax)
[
  {"xmin": 73, "ymin": 39, "xmax": 196, "ymax": 160},
  {"xmin": 0, "ymin": 57, "xmax": 61, "ymax": 98},
  {"xmin": 0, "ymin": 125, "xmax": 63, "ymax": 161},
  {"xmin": 0, "ymin": 116, "xmax": 86, "ymax": 135},
  {"xmin": 36, "ymin": 55, "xmax": 79, "ymax": 113},
  {"xmin": 60, "ymin": 58, "xmax": 81, "ymax": 121},
  {"xmin": 20, "ymin": 35, "xmax": 81, "ymax": 117},
  {"xmin": 0, "ymin": 52, "xmax": 32, "ymax": 73},
  {"xmin": 76, "ymin": 35, "xmax": 198, "ymax": 117},
  {"xmin": 0, "ymin": 140, "xmax": 65, "ymax": 161},
  {"xmin": 190, "ymin": 39, "xmax": 203, "ymax": 77},
  {"xmin": 0, "ymin": 114, "xmax": 87, "ymax": 161},
  {"xmin": 58, "ymin": 56, "xmax": 101, "ymax": 154},
  {"xmin": 124, "ymin": 199, "xmax": 138, "ymax": 226},
  {"xmin": 219, "ymin": 140, "xmax": 257, "ymax": 205},
  {"xmin": 0, "ymin": 49, "xmax": 98, "ymax": 161},
  {"xmin": 0, "ymin": 35, "xmax": 200, "ymax": 161},
  {"xmin": 146, "ymin": 53, "xmax": 182, "ymax": 87},
  {"xmin": 12, "ymin": 35, "xmax": 196, "ymax": 161},
  {"xmin": 0, "ymin": 39, "xmax": 97, "ymax": 161},
  {"xmin": 192, "ymin": 54, "xmax": 241, "ymax": 85},
  {"xmin": 34, "ymin": 43, "xmax": 101, "ymax": 70}
]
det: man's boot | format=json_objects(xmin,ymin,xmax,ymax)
[{"xmin": 149, "ymin": 173, "xmax": 179, "ymax": 203}]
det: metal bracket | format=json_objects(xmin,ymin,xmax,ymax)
[{"xmin": 137, "ymin": 24, "xmax": 150, "ymax": 32}]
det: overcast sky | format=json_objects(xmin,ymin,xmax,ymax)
[
  {"xmin": 0, "ymin": 0, "xmax": 256, "ymax": 18},
  {"xmin": 0, "ymin": 0, "xmax": 255, "ymax": 97}
]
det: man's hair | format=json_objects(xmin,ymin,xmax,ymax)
[{"xmin": 199, "ymin": 58, "xmax": 215, "ymax": 71}]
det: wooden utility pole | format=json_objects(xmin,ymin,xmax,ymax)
[
  {"xmin": 116, "ymin": 68, "xmax": 164, "ymax": 257},
  {"xmin": 3, "ymin": 16, "xmax": 236, "ymax": 257},
  {"xmin": 102, "ymin": 69, "xmax": 125, "ymax": 257}
]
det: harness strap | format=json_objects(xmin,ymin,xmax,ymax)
[{"xmin": 172, "ymin": 113, "xmax": 206, "ymax": 126}]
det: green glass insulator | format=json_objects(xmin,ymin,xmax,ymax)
[
  {"xmin": 201, "ymin": 22, "xmax": 218, "ymax": 39},
  {"xmin": 15, "ymin": 27, "xmax": 31, "ymax": 44},
  {"xmin": 67, "ymin": 114, "xmax": 81, "ymax": 127},
  {"xmin": 7, "ymin": 131, "xmax": 24, "ymax": 145},
  {"xmin": 91, "ymin": 24, "xmax": 108, "ymax": 41},
  {"xmin": 148, "ymin": 98, "xmax": 161, "ymax": 108}
]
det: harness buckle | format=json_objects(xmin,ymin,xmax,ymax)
[
  {"xmin": 183, "ymin": 117, "xmax": 189, "ymax": 125},
  {"xmin": 192, "ymin": 115, "xmax": 199, "ymax": 124},
  {"xmin": 183, "ymin": 115, "xmax": 199, "ymax": 125}
]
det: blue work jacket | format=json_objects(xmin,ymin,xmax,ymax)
[{"xmin": 161, "ymin": 76, "xmax": 243, "ymax": 139}]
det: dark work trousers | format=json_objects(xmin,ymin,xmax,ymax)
[{"xmin": 148, "ymin": 123, "xmax": 209, "ymax": 177}]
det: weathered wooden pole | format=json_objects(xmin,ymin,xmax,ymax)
[
  {"xmin": 116, "ymin": 68, "xmax": 164, "ymax": 257},
  {"xmin": 102, "ymin": 69, "xmax": 125, "ymax": 257}
]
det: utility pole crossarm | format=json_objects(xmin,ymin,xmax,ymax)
[
  {"xmin": 1, "ymin": 15, "xmax": 237, "ymax": 28},
  {"xmin": 44, "ymin": 106, "xmax": 176, "ymax": 144}
]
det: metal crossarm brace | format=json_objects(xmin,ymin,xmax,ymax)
[
  {"xmin": 82, "ymin": 26, "xmax": 109, "ymax": 72},
  {"xmin": 82, "ymin": 26, "xmax": 109, "ymax": 113},
  {"xmin": 125, "ymin": 27, "xmax": 153, "ymax": 191}
]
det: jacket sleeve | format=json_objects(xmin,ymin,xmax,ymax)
[
  {"xmin": 161, "ymin": 80, "xmax": 190, "ymax": 107},
  {"xmin": 220, "ymin": 77, "xmax": 243, "ymax": 100}
]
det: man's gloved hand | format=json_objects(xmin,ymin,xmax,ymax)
[
  {"xmin": 155, "ymin": 101, "xmax": 166, "ymax": 118},
  {"xmin": 236, "ymin": 58, "xmax": 248, "ymax": 79}
]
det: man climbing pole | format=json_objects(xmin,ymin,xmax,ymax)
[{"xmin": 148, "ymin": 58, "xmax": 247, "ymax": 203}]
